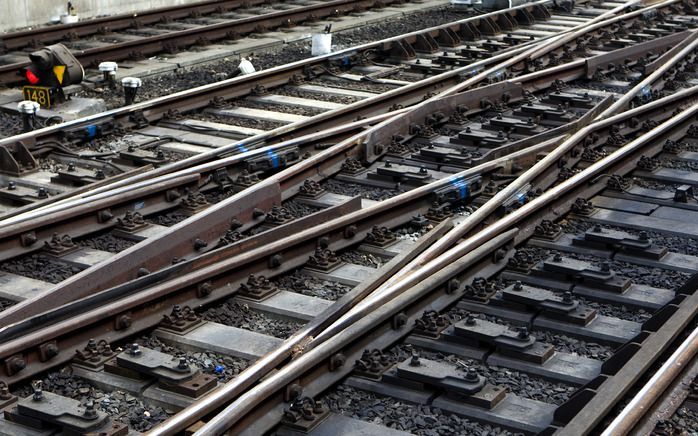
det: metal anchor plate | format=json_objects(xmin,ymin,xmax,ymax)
[
  {"xmin": 498, "ymin": 284, "xmax": 597, "ymax": 326},
  {"xmin": 539, "ymin": 256, "xmax": 631, "ymax": 292},
  {"xmin": 10, "ymin": 391, "xmax": 124, "ymax": 434},
  {"xmin": 395, "ymin": 358, "xmax": 485, "ymax": 396},
  {"xmin": 573, "ymin": 228, "xmax": 667, "ymax": 260},
  {"xmin": 448, "ymin": 318, "xmax": 553, "ymax": 364},
  {"xmin": 114, "ymin": 347, "xmax": 194, "ymax": 383}
]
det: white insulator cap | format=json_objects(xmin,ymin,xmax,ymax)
[
  {"xmin": 121, "ymin": 77, "xmax": 142, "ymax": 88},
  {"xmin": 98, "ymin": 61, "xmax": 118, "ymax": 72},
  {"xmin": 17, "ymin": 100, "xmax": 40, "ymax": 115},
  {"xmin": 238, "ymin": 58, "xmax": 256, "ymax": 75}
]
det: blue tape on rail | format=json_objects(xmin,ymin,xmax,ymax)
[
  {"xmin": 267, "ymin": 150, "xmax": 280, "ymax": 168},
  {"xmin": 517, "ymin": 193, "xmax": 526, "ymax": 204},
  {"xmin": 449, "ymin": 177, "xmax": 469, "ymax": 200},
  {"xmin": 237, "ymin": 143, "xmax": 249, "ymax": 153},
  {"xmin": 86, "ymin": 125, "xmax": 97, "ymax": 138}
]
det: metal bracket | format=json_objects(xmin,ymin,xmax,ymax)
[
  {"xmin": 573, "ymin": 226, "xmax": 667, "ymax": 260},
  {"xmin": 7, "ymin": 390, "xmax": 125, "ymax": 435},
  {"xmin": 538, "ymin": 255, "xmax": 631, "ymax": 293}
]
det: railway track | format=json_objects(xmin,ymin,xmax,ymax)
[
  {"xmin": 1, "ymin": 0, "xmax": 698, "ymax": 434},
  {"xmin": 0, "ymin": 0, "xmax": 420, "ymax": 86}
]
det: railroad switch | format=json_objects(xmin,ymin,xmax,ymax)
[
  {"xmin": 573, "ymin": 227, "xmax": 668, "ymax": 260},
  {"xmin": 3, "ymin": 382, "xmax": 126, "ymax": 435}
]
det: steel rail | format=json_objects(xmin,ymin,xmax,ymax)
[
  {"xmin": 139, "ymin": 136, "xmax": 563, "ymax": 435},
  {"xmin": 193, "ymin": 89, "xmax": 698, "ymax": 436},
  {"xmin": 320, "ymin": 84, "xmax": 698, "ymax": 344},
  {"xmin": 0, "ymin": 23, "xmax": 686, "ymax": 332},
  {"xmin": 600, "ymin": 326, "xmax": 698, "ymax": 435},
  {"xmin": 0, "ymin": 0, "xmax": 407, "ymax": 85},
  {"xmin": 0, "ymin": 135, "xmax": 561, "ymax": 385},
  {"xmin": 3, "ymin": 0, "xmax": 670, "ymax": 225},
  {"xmin": 0, "ymin": 48, "xmax": 523, "ymax": 225},
  {"xmin": 145, "ymin": 43, "xmax": 684, "ymax": 432},
  {"xmin": 366, "ymin": 26, "xmax": 698, "ymax": 295},
  {"xmin": 0, "ymin": 0, "xmax": 267, "ymax": 51},
  {"xmin": 0, "ymin": 111, "xmax": 399, "ymax": 263},
  {"xmin": 0, "ymin": 0, "xmax": 553, "ymax": 149},
  {"xmin": 1, "ymin": 0, "xmax": 664, "ymax": 225},
  {"xmin": 0, "ymin": 44, "xmax": 538, "ymax": 324}
]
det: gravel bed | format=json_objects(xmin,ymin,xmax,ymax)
[
  {"xmin": 230, "ymin": 99, "xmax": 327, "ymax": 117},
  {"xmin": 0, "ymin": 253, "xmax": 82, "ymax": 284},
  {"xmin": 0, "ymin": 299, "xmax": 14, "ymax": 312},
  {"xmin": 135, "ymin": 335, "xmax": 248, "ymax": 383},
  {"xmin": 323, "ymin": 179, "xmax": 405, "ymax": 201},
  {"xmin": 631, "ymin": 178, "xmax": 678, "ymax": 191},
  {"xmin": 659, "ymin": 157, "xmax": 698, "ymax": 171},
  {"xmin": 0, "ymin": 111, "xmax": 24, "ymax": 139},
  {"xmin": 576, "ymin": 295, "xmax": 651, "ymax": 323},
  {"xmin": 188, "ymin": 112, "xmax": 286, "ymax": 130},
  {"xmin": 281, "ymin": 199, "xmax": 323, "ymax": 218},
  {"xmin": 272, "ymin": 270, "xmax": 351, "ymax": 301},
  {"xmin": 309, "ymin": 78, "xmax": 399, "ymax": 93},
  {"xmin": 562, "ymin": 218, "xmax": 698, "ymax": 257},
  {"xmin": 664, "ymin": 405, "xmax": 698, "ymax": 433},
  {"xmin": 204, "ymin": 187, "xmax": 236, "ymax": 204},
  {"xmin": 340, "ymin": 250, "xmax": 389, "ymax": 268},
  {"xmin": 78, "ymin": 232, "xmax": 137, "ymax": 253},
  {"xmin": 521, "ymin": 246, "xmax": 688, "ymax": 290},
  {"xmin": 391, "ymin": 344, "xmax": 576, "ymax": 405},
  {"xmin": 323, "ymin": 384, "xmax": 518, "ymax": 436},
  {"xmin": 13, "ymin": 366, "xmax": 169, "ymax": 432},
  {"xmin": 201, "ymin": 300, "xmax": 304, "ymax": 339},
  {"xmin": 146, "ymin": 210, "xmax": 190, "ymax": 227},
  {"xmin": 276, "ymin": 86, "xmax": 364, "ymax": 104},
  {"xmin": 0, "ymin": 7, "xmax": 474, "ymax": 139},
  {"xmin": 71, "ymin": 6, "xmax": 473, "ymax": 111}
]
